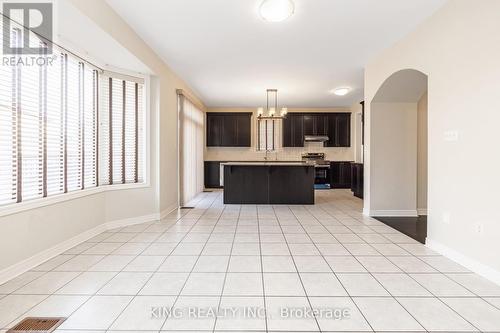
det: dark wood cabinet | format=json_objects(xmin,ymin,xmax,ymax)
[
  {"xmin": 351, "ymin": 163, "xmax": 364, "ymax": 199},
  {"xmin": 206, "ymin": 112, "xmax": 252, "ymax": 147},
  {"xmin": 282, "ymin": 112, "xmax": 350, "ymax": 147},
  {"xmin": 330, "ymin": 161, "xmax": 352, "ymax": 188},
  {"xmin": 204, "ymin": 161, "xmax": 224, "ymax": 188},
  {"xmin": 206, "ymin": 114, "xmax": 223, "ymax": 146},
  {"xmin": 223, "ymin": 164, "xmax": 314, "ymax": 204},
  {"xmin": 283, "ymin": 114, "xmax": 304, "ymax": 147},
  {"xmin": 303, "ymin": 114, "xmax": 327, "ymax": 136},
  {"xmin": 325, "ymin": 113, "xmax": 351, "ymax": 147}
]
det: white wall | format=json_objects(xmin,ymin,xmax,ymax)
[
  {"xmin": 370, "ymin": 102, "xmax": 417, "ymax": 215},
  {"xmin": 204, "ymin": 108, "xmax": 356, "ymax": 162},
  {"xmin": 364, "ymin": 0, "xmax": 500, "ymax": 281}
]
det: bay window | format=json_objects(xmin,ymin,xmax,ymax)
[{"xmin": 0, "ymin": 24, "xmax": 145, "ymax": 208}]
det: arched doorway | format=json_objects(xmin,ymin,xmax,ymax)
[{"xmin": 367, "ymin": 69, "xmax": 428, "ymax": 224}]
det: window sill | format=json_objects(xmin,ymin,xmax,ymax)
[{"xmin": 0, "ymin": 183, "xmax": 150, "ymax": 218}]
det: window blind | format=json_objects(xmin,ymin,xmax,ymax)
[
  {"xmin": 257, "ymin": 119, "xmax": 281, "ymax": 151},
  {"xmin": 179, "ymin": 95, "xmax": 204, "ymax": 205},
  {"xmin": 0, "ymin": 30, "xmax": 17, "ymax": 205},
  {"xmin": 0, "ymin": 20, "xmax": 99, "ymax": 207},
  {"xmin": 0, "ymin": 17, "xmax": 144, "ymax": 208},
  {"xmin": 99, "ymin": 75, "xmax": 143, "ymax": 185}
]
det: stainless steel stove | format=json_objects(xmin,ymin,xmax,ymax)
[
  {"xmin": 301, "ymin": 153, "xmax": 330, "ymax": 166},
  {"xmin": 301, "ymin": 153, "xmax": 331, "ymax": 189}
]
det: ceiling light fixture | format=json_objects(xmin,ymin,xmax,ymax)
[
  {"xmin": 257, "ymin": 89, "xmax": 287, "ymax": 119},
  {"xmin": 259, "ymin": 0, "xmax": 295, "ymax": 22},
  {"xmin": 332, "ymin": 87, "xmax": 351, "ymax": 96}
]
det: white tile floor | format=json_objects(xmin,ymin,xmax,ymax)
[{"xmin": 1, "ymin": 189, "xmax": 500, "ymax": 332}]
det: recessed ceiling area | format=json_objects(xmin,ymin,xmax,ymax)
[{"xmin": 106, "ymin": 0, "xmax": 446, "ymax": 108}]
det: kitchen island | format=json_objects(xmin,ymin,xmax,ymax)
[{"xmin": 222, "ymin": 162, "xmax": 315, "ymax": 204}]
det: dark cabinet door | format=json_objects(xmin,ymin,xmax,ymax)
[
  {"xmin": 292, "ymin": 114, "xmax": 304, "ymax": 146},
  {"xmin": 303, "ymin": 114, "xmax": 314, "ymax": 136},
  {"xmin": 282, "ymin": 114, "xmax": 304, "ymax": 147},
  {"xmin": 221, "ymin": 115, "xmax": 237, "ymax": 146},
  {"xmin": 336, "ymin": 113, "xmax": 351, "ymax": 147},
  {"xmin": 206, "ymin": 113, "xmax": 252, "ymax": 147},
  {"xmin": 315, "ymin": 114, "xmax": 328, "ymax": 136},
  {"xmin": 351, "ymin": 163, "xmax": 364, "ymax": 199},
  {"xmin": 326, "ymin": 114, "xmax": 336, "ymax": 147},
  {"xmin": 206, "ymin": 114, "xmax": 222, "ymax": 146},
  {"xmin": 325, "ymin": 113, "xmax": 351, "ymax": 147},
  {"xmin": 236, "ymin": 114, "xmax": 251, "ymax": 146},
  {"xmin": 330, "ymin": 161, "xmax": 352, "ymax": 188},
  {"xmin": 282, "ymin": 116, "xmax": 293, "ymax": 147},
  {"xmin": 204, "ymin": 161, "xmax": 223, "ymax": 188}
]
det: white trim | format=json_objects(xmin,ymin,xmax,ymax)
[
  {"xmin": 0, "ymin": 211, "xmax": 162, "ymax": 285},
  {"xmin": 369, "ymin": 209, "xmax": 418, "ymax": 217},
  {"xmin": 0, "ymin": 183, "xmax": 151, "ymax": 218},
  {"xmin": 0, "ymin": 224, "xmax": 107, "ymax": 285},
  {"xmin": 426, "ymin": 238, "xmax": 500, "ymax": 286},
  {"xmin": 417, "ymin": 208, "xmax": 428, "ymax": 215},
  {"xmin": 160, "ymin": 203, "xmax": 179, "ymax": 220},
  {"xmin": 105, "ymin": 213, "xmax": 159, "ymax": 230},
  {"xmin": 362, "ymin": 207, "xmax": 370, "ymax": 216}
]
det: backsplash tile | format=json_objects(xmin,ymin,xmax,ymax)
[{"xmin": 205, "ymin": 141, "xmax": 353, "ymax": 162}]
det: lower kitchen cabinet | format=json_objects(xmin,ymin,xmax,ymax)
[
  {"xmin": 330, "ymin": 161, "xmax": 352, "ymax": 188},
  {"xmin": 351, "ymin": 163, "xmax": 364, "ymax": 199},
  {"xmin": 204, "ymin": 161, "xmax": 225, "ymax": 188}
]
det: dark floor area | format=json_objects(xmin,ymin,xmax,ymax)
[{"xmin": 374, "ymin": 215, "xmax": 427, "ymax": 244}]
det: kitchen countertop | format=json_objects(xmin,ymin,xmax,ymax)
[{"xmin": 222, "ymin": 161, "xmax": 313, "ymax": 166}]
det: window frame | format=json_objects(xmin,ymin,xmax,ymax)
[{"xmin": 0, "ymin": 63, "xmax": 151, "ymax": 218}]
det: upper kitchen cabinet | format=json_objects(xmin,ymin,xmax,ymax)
[
  {"xmin": 282, "ymin": 112, "xmax": 351, "ymax": 147},
  {"xmin": 282, "ymin": 113, "xmax": 304, "ymax": 147},
  {"xmin": 325, "ymin": 113, "xmax": 351, "ymax": 147},
  {"xmin": 303, "ymin": 114, "xmax": 327, "ymax": 136},
  {"xmin": 206, "ymin": 112, "xmax": 252, "ymax": 147}
]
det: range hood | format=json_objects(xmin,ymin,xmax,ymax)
[{"xmin": 304, "ymin": 135, "xmax": 329, "ymax": 142}]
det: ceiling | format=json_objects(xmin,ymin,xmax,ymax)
[
  {"xmin": 56, "ymin": 1, "xmax": 152, "ymax": 74},
  {"xmin": 106, "ymin": 0, "xmax": 446, "ymax": 108}
]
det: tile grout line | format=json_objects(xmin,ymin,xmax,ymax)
[
  {"xmin": 211, "ymin": 201, "xmax": 240, "ymax": 333},
  {"xmin": 272, "ymin": 204, "xmax": 323, "ymax": 333},
  {"xmin": 158, "ymin": 193, "xmax": 225, "ymax": 332},
  {"xmin": 308, "ymin": 202, "xmax": 482, "ymax": 333},
  {"xmin": 102, "ymin": 207, "xmax": 201, "ymax": 332},
  {"xmin": 289, "ymin": 204, "xmax": 376, "ymax": 333}
]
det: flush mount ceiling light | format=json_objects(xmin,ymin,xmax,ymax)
[
  {"xmin": 332, "ymin": 87, "xmax": 351, "ymax": 96},
  {"xmin": 259, "ymin": 0, "xmax": 295, "ymax": 22}
]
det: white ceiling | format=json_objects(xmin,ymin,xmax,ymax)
[
  {"xmin": 56, "ymin": 1, "xmax": 151, "ymax": 74},
  {"xmin": 106, "ymin": 0, "xmax": 446, "ymax": 108}
]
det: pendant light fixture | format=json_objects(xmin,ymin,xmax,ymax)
[{"xmin": 257, "ymin": 89, "xmax": 288, "ymax": 119}]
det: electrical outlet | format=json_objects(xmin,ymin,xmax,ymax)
[
  {"xmin": 442, "ymin": 212, "xmax": 451, "ymax": 225},
  {"xmin": 475, "ymin": 223, "xmax": 484, "ymax": 234},
  {"xmin": 444, "ymin": 130, "xmax": 459, "ymax": 142}
]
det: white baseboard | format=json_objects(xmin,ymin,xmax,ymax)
[
  {"xmin": 0, "ymin": 224, "xmax": 107, "ymax": 285},
  {"xmin": 0, "ymin": 211, "xmax": 163, "ymax": 285},
  {"xmin": 105, "ymin": 213, "xmax": 160, "ymax": 230},
  {"xmin": 426, "ymin": 238, "xmax": 500, "ymax": 286},
  {"xmin": 369, "ymin": 209, "xmax": 418, "ymax": 217},
  {"xmin": 417, "ymin": 208, "xmax": 428, "ymax": 215},
  {"xmin": 159, "ymin": 203, "xmax": 179, "ymax": 220},
  {"xmin": 362, "ymin": 207, "xmax": 370, "ymax": 216}
]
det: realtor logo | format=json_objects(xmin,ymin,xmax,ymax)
[{"xmin": 2, "ymin": 2, "xmax": 53, "ymax": 54}]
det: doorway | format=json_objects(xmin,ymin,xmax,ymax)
[{"xmin": 367, "ymin": 69, "xmax": 428, "ymax": 239}]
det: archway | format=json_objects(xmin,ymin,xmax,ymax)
[{"xmin": 368, "ymin": 69, "xmax": 428, "ymax": 221}]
